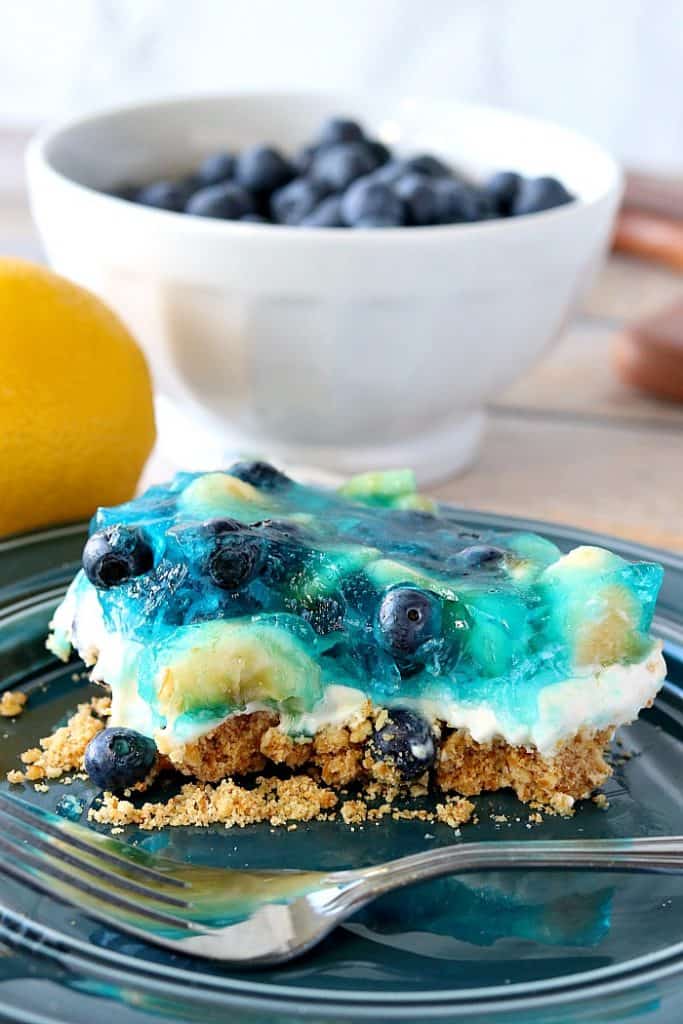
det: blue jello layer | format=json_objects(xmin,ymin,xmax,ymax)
[{"xmin": 59, "ymin": 468, "xmax": 663, "ymax": 742}]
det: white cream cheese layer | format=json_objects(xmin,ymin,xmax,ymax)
[{"xmin": 49, "ymin": 580, "xmax": 666, "ymax": 758}]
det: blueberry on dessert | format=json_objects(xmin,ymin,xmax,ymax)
[
  {"xmin": 48, "ymin": 467, "xmax": 665, "ymax": 813},
  {"xmin": 370, "ymin": 708, "xmax": 436, "ymax": 780},
  {"xmin": 227, "ymin": 460, "xmax": 292, "ymax": 490},
  {"xmin": 207, "ymin": 530, "xmax": 266, "ymax": 589},
  {"xmin": 82, "ymin": 526, "xmax": 154, "ymax": 588},
  {"xmin": 376, "ymin": 586, "xmax": 442, "ymax": 659},
  {"xmin": 84, "ymin": 727, "xmax": 157, "ymax": 791}
]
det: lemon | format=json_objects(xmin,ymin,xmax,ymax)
[{"xmin": 0, "ymin": 259, "xmax": 156, "ymax": 537}]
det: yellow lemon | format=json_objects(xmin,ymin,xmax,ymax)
[{"xmin": 0, "ymin": 259, "xmax": 156, "ymax": 537}]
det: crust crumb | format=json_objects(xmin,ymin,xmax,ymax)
[
  {"xmin": 436, "ymin": 797, "xmax": 475, "ymax": 829},
  {"xmin": 374, "ymin": 708, "xmax": 390, "ymax": 730},
  {"xmin": 6, "ymin": 696, "xmax": 110, "ymax": 785},
  {"xmin": 341, "ymin": 800, "xmax": 368, "ymax": 825},
  {"xmin": 91, "ymin": 696, "xmax": 112, "ymax": 718},
  {"xmin": 0, "ymin": 691, "xmax": 27, "ymax": 717},
  {"xmin": 260, "ymin": 726, "xmax": 313, "ymax": 769},
  {"xmin": 548, "ymin": 792, "xmax": 575, "ymax": 816},
  {"xmin": 391, "ymin": 808, "xmax": 434, "ymax": 822},
  {"xmin": 313, "ymin": 724, "xmax": 364, "ymax": 786},
  {"xmin": 20, "ymin": 748, "xmax": 42, "ymax": 765},
  {"xmin": 90, "ymin": 774, "xmax": 338, "ymax": 830}
]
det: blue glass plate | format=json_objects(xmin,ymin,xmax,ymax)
[{"xmin": 0, "ymin": 515, "xmax": 682, "ymax": 1024}]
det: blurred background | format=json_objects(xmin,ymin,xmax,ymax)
[
  {"xmin": 0, "ymin": 0, "xmax": 682, "ymax": 174},
  {"xmin": 0, "ymin": 0, "xmax": 681, "ymax": 549}
]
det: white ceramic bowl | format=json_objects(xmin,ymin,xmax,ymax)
[{"xmin": 27, "ymin": 93, "xmax": 622, "ymax": 483}]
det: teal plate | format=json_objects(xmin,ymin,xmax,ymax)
[{"xmin": 0, "ymin": 516, "xmax": 683, "ymax": 1024}]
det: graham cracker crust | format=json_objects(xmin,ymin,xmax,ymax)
[
  {"xmin": 6, "ymin": 696, "xmax": 613, "ymax": 827},
  {"xmin": 174, "ymin": 708, "xmax": 611, "ymax": 815}
]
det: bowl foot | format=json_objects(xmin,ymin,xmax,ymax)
[{"xmin": 154, "ymin": 396, "xmax": 484, "ymax": 486}]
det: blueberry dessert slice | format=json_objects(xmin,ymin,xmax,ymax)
[{"xmin": 49, "ymin": 467, "xmax": 665, "ymax": 814}]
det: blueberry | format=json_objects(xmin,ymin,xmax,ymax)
[
  {"xmin": 341, "ymin": 179, "xmax": 405, "ymax": 227},
  {"xmin": 511, "ymin": 176, "xmax": 574, "ymax": 216},
  {"xmin": 301, "ymin": 195, "xmax": 345, "ymax": 227},
  {"xmin": 301, "ymin": 596, "xmax": 345, "ymax": 635},
  {"xmin": 317, "ymin": 117, "xmax": 365, "ymax": 148},
  {"xmin": 394, "ymin": 173, "xmax": 439, "ymax": 225},
  {"xmin": 84, "ymin": 727, "xmax": 157, "ymax": 791},
  {"xmin": 185, "ymin": 182, "xmax": 254, "ymax": 219},
  {"xmin": 372, "ymin": 160, "xmax": 408, "ymax": 185},
  {"xmin": 109, "ymin": 183, "xmax": 138, "ymax": 202},
  {"xmin": 370, "ymin": 708, "xmax": 436, "ymax": 779},
  {"xmin": 202, "ymin": 517, "xmax": 243, "ymax": 535},
  {"xmin": 271, "ymin": 178, "xmax": 328, "ymax": 225},
  {"xmin": 434, "ymin": 180, "xmax": 492, "ymax": 223},
  {"xmin": 376, "ymin": 586, "xmax": 442, "ymax": 656},
  {"xmin": 293, "ymin": 143, "xmax": 318, "ymax": 176},
  {"xmin": 251, "ymin": 518, "xmax": 305, "ymax": 539},
  {"xmin": 311, "ymin": 142, "xmax": 379, "ymax": 192},
  {"xmin": 462, "ymin": 544, "xmax": 505, "ymax": 564},
  {"xmin": 366, "ymin": 140, "xmax": 391, "ymax": 166},
  {"xmin": 196, "ymin": 151, "xmax": 235, "ymax": 187},
  {"xmin": 354, "ymin": 216, "xmax": 402, "ymax": 228},
  {"xmin": 402, "ymin": 154, "xmax": 452, "ymax": 178},
  {"xmin": 449, "ymin": 544, "xmax": 505, "ymax": 572},
  {"xmin": 83, "ymin": 526, "xmax": 154, "ymax": 589},
  {"xmin": 235, "ymin": 145, "xmax": 293, "ymax": 194},
  {"xmin": 241, "ymin": 213, "xmax": 268, "ymax": 223},
  {"xmin": 137, "ymin": 180, "xmax": 193, "ymax": 212},
  {"xmin": 208, "ymin": 532, "xmax": 265, "ymax": 589},
  {"xmin": 485, "ymin": 171, "xmax": 522, "ymax": 216},
  {"xmin": 228, "ymin": 460, "xmax": 291, "ymax": 490}
]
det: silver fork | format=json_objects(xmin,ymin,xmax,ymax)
[{"xmin": 0, "ymin": 791, "xmax": 682, "ymax": 965}]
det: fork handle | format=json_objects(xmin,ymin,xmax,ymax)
[{"xmin": 334, "ymin": 836, "xmax": 683, "ymax": 907}]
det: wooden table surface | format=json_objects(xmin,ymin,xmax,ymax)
[{"xmin": 1, "ymin": 129, "xmax": 682, "ymax": 552}]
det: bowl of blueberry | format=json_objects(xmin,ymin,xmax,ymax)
[{"xmin": 27, "ymin": 93, "xmax": 621, "ymax": 482}]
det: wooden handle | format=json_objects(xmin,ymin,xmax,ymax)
[
  {"xmin": 613, "ymin": 209, "xmax": 683, "ymax": 271},
  {"xmin": 612, "ymin": 300, "xmax": 683, "ymax": 403}
]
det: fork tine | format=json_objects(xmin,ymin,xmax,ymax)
[
  {"xmin": 0, "ymin": 830, "xmax": 197, "ymax": 932},
  {"xmin": 0, "ymin": 792, "xmax": 187, "ymax": 888},
  {"xmin": 0, "ymin": 806, "xmax": 190, "ymax": 909}
]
